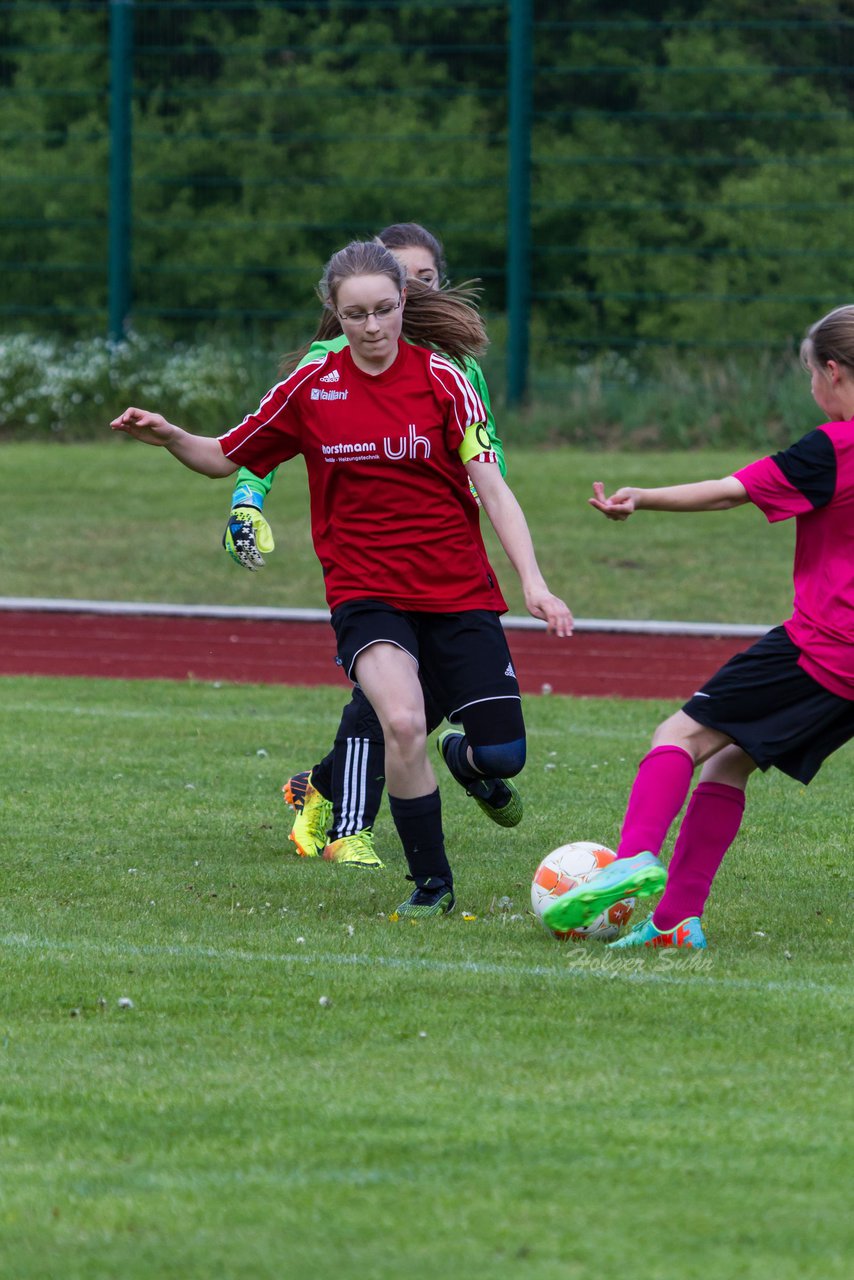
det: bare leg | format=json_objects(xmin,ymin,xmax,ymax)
[
  {"xmin": 351, "ymin": 643, "xmax": 435, "ymax": 797},
  {"xmin": 697, "ymin": 742, "xmax": 757, "ymax": 790},
  {"xmin": 650, "ymin": 709, "xmax": 736, "ymax": 763}
]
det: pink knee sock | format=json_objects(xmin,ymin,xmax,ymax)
[
  {"xmin": 617, "ymin": 744, "xmax": 695, "ymax": 859},
  {"xmin": 653, "ymin": 781, "xmax": 745, "ymax": 929}
]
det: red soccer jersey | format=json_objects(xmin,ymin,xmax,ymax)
[
  {"xmin": 218, "ymin": 340, "xmax": 508, "ymax": 614},
  {"xmin": 735, "ymin": 420, "xmax": 854, "ymax": 697}
]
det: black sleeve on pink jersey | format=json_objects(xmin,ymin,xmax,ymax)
[{"xmin": 769, "ymin": 429, "xmax": 836, "ymax": 509}]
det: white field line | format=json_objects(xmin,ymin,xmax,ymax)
[
  {"xmin": 0, "ymin": 596, "xmax": 770, "ymax": 638},
  {"xmin": 1, "ymin": 931, "xmax": 847, "ymax": 1000}
]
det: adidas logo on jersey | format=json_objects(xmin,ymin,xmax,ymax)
[{"xmin": 319, "ymin": 369, "xmax": 340, "ymax": 384}]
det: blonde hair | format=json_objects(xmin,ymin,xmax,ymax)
[
  {"xmin": 800, "ymin": 305, "xmax": 854, "ymax": 372},
  {"xmin": 280, "ymin": 240, "xmax": 487, "ymax": 374}
]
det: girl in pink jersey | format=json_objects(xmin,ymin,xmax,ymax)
[
  {"xmin": 111, "ymin": 240, "xmax": 572, "ymax": 920},
  {"xmin": 542, "ymin": 304, "xmax": 854, "ymax": 947}
]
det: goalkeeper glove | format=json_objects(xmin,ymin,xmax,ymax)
[{"xmin": 223, "ymin": 505, "xmax": 275, "ymax": 570}]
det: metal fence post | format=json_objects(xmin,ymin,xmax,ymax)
[
  {"xmin": 109, "ymin": 0, "xmax": 133, "ymax": 342},
  {"xmin": 506, "ymin": 0, "xmax": 532, "ymax": 406}
]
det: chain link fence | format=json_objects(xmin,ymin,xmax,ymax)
[{"xmin": 2, "ymin": 1, "xmax": 853, "ymax": 403}]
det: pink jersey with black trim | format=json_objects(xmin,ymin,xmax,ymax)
[
  {"xmin": 735, "ymin": 419, "xmax": 854, "ymax": 697},
  {"xmin": 218, "ymin": 340, "xmax": 507, "ymax": 614}
]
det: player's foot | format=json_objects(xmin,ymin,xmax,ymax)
[
  {"xmin": 608, "ymin": 914, "xmax": 707, "ymax": 950},
  {"xmin": 542, "ymin": 851, "xmax": 666, "ymax": 934},
  {"xmin": 392, "ymin": 877, "xmax": 455, "ymax": 920},
  {"xmin": 282, "ymin": 769, "xmax": 311, "ymax": 814},
  {"xmin": 323, "ymin": 830, "xmax": 384, "ymax": 869},
  {"xmin": 284, "ymin": 772, "xmax": 332, "ymax": 858},
  {"xmin": 436, "ymin": 729, "xmax": 523, "ymax": 828}
]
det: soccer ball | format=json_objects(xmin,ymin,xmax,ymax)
[{"xmin": 531, "ymin": 841, "xmax": 635, "ymax": 941}]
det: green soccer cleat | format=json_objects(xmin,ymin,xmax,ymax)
[
  {"xmin": 541, "ymin": 851, "xmax": 667, "ymax": 934},
  {"xmin": 436, "ymin": 729, "xmax": 523, "ymax": 828},
  {"xmin": 608, "ymin": 914, "xmax": 707, "ymax": 950},
  {"xmin": 393, "ymin": 878, "xmax": 455, "ymax": 920},
  {"xmin": 323, "ymin": 830, "xmax": 384, "ymax": 869},
  {"xmin": 284, "ymin": 771, "xmax": 332, "ymax": 859}
]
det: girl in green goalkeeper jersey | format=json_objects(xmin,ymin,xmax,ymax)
[{"xmin": 221, "ymin": 223, "xmax": 509, "ymax": 870}]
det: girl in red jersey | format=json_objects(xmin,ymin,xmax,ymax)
[
  {"xmin": 224, "ymin": 223, "xmax": 512, "ymax": 871},
  {"xmin": 111, "ymin": 240, "xmax": 572, "ymax": 919},
  {"xmin": 542, "ymin": 304, "xmax": 854, "ymax": 947}
]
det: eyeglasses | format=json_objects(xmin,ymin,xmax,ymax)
[{"xmin": 336, "ymin": 297, "xmax": 403, "ymax": 326}]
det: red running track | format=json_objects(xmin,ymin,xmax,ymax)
[{"xmin": 0, "ymin": 609, "xmax": 758, "ymax": 700}]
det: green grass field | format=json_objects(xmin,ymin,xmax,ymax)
[
  {"xmin": 1, "ymin": 676, "xmax": 851, "ymax": 1279},
  {"xmin": 4, "ymin": 440, "xmax": 794, "ymax": 624}
]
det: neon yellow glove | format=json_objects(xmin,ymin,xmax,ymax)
[{"xmin": 222, "ymin": 505, "xmax": 275, "ymax": 570}]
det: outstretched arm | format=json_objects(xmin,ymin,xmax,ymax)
[
  {"xmin": 589, "ymin": 476, "xmax": 748, "ymax": 521},
  {"xmin": 466, "ymin": 459, "xmax": 573, "ymax": 637},
  {"xmin": 110, "ymin": 407, "xmax": 237, "ymax": 478}
]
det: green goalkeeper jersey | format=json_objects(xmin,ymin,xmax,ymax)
[{"xmin": 229, "ymin": 336, "xmax": 506, "ymax": 509}]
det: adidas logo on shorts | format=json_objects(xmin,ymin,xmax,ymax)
[
  {"xmin": 320, "ymin": 369, "xmax": 340, "ymax": 384},
  {"xmin": 505, "ymin": 661, "xmax": 516, "ymax": 678}
]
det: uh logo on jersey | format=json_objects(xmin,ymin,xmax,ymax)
[
  {"xmin": 320, "ymin": 422, "xmax": 431, "ymax": 462},
  {"xmin": 315, "ymin": 373, "xmax": 432, "ymax": 462}
]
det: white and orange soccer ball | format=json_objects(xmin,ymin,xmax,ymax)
[{"xmin": 531, "ymin": 841, "xmax": 635, "ymax": 941}]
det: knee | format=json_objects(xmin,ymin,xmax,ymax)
[
  {"xmin": 651, "ymin": 711, "xmax": 693, "ymax": 751},
  {"xmin": 383, "ymin": 705, "xmax": 427, "ymax": 756},
  {"xmin": 650, "ymin": 710, "xmax": 716, "ymax": 764},
  {"xmin": 471, "ymin": 737, "xmax": 527, "ymax": 779}
]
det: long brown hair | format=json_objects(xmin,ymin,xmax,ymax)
[{"xmin": 280, "ymin": 239, "xmax": 487, "ymax": 374}]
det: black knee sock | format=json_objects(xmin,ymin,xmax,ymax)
[{"xmin": 388, "ymin": 790, "xmax": 452, "ymax": 887}]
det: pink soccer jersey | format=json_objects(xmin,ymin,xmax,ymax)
[
  {"xmin": 735, "ymin": 420, "xmax": 854, "ymax": 697},
  {"xmin": 218, "ymin": 340, "xmax": 507, "ymax": 615}
]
